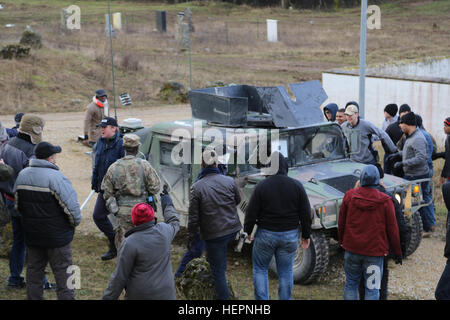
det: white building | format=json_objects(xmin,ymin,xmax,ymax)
[{"xmin": 322, "ymin": 56, "xmax": 450, "ymax": 148}]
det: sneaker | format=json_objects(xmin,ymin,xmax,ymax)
[
  {"xmin": 422, "ymin": 232, "xmax": 431, "ymax": 238},
  {"xmin": 43, "ymin": 282, "xmax": 56, "ymax": 290},
  {"xmin": 7, "ymin": 282, "xmax": 26, "ymax": 289}
]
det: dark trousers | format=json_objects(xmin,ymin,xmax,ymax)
[
  {"xmin": 26, "ymin": 243, "xmax": 75, "ymax": 300},
  {"xmin": 436, "ymin": 262, "xmax": 450, "ymax": 300},
  {"xmin": 175, "ymin": 231, "xmax": 205, "ymax": 277},
  {"xmin": 205, "ymin": 232, "xmax": 237, "ymax": 300},
  {"xmin": 93, "ymin": 192, "xmax": 115, "ymax": 242},
  {"xmin": 7, "ymin": 199, "xmax": 48, "ymax": 287},
  {"xmin": 8, "ymin": 215, "xmax": 26, "ymax": 285}
]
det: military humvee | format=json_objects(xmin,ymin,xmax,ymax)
[{"xmin": 131, "ymin": 81, "xmax": 431, "ymax": 284}]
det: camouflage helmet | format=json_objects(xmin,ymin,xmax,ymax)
[
  {"xmin": 123, "ymin": 133, "xmax": 141, "ymax": 148},
  {"xmin": 18, "ymin": 114, "xmax": 45, "ymax": 144}
]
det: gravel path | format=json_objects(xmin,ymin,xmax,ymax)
[{"xmin": 388, "ymin": 230, "xmax": 447, "ymax": 300}]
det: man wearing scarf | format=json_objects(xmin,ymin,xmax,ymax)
[{"xmin": 83, "ymin": 89, "xmax": 108, "ymax": 148}]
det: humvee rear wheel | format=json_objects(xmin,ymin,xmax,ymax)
[
  {"xmin": 405, "ymin": 210, "xmax": 423, "ymax": 257},
  {"xmin": 269, "ymin": 231, "xmax": 329, "ymax": 285}
]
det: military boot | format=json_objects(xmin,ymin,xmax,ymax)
[{"xmin": 101, "ymin": 238, "xmax": 117, "ymax": 261}]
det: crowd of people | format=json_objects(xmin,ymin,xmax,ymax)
[
  {"xmin": 0, "ymin": 89, "xmax": 448, "ymax": 301},
  {"xmin": 324, "ymin": 101, "xmax": 450, "ymax": 300}
]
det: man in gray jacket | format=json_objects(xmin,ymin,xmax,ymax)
[
  {"xmin": 395, "ymin": 112, "xmax": 433, "ymax": 234},
  {"xmin": 342, "ymin": 103, "xmax": 397, "ymax": 164},
  {"xmin": 188, "ymin": 148, "xmax": 242, "ymax": 300},
  {"xmin": 103, "ymin": 187, "xmax": 179, "ymax": 300},
  {"xmin": 15, "ymin": 141, "xmax": 81, "ymax": 300}
]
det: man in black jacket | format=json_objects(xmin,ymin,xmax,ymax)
[
  {"xmin": 188, "ymin": 148, "xmax": 242, "ymax": 300},
  {"xmin": 437, "ymin": 117, "xmax": 450, "ymax": 184},
  {"xmin": 91, "ymin": 117, "xmax": 124, "ymax": 261},
  {"xmin": 15, "ymin": 142, "xmax": 81, "ymax": 300},
  {"xmin": 435, "ymin": 180, "xmax": 450, "ymax": 300},
  {"xmin": 384, "ymin": 104, "xmax": 411, "ymax": 173},
  {"xmin": 245, "ymin": 151, "xmax": 312, "ymax": 300},
  {"xmin": 1, "ymin": 115, "xmax": 55, "ymax": 290}
]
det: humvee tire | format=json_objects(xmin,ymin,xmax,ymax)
[
  {"xmin": 269, "ymin": 230, "xmax": 329, "ymax": 285},
  {"xmin": 405, "ymin": 210, "xmax": 423, "ymax": 257}
]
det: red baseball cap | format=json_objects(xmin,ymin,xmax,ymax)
[{"xmin": 131, "ymin": 203, "xmax": 155, "ymax": 226}]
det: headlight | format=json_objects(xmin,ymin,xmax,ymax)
[
  {"xmin": 395, "ymin": 193, "xmax": 402, "ymax": 204},
  {"xmin": 412, "ymin": 184, "xmax": 420, "ymax": 197}
]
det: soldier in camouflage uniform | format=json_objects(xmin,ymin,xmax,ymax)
[{"xmin": 101, "ymin": 134, "xmax": 161, "ymax": 248}]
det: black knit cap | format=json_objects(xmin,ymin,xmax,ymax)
[
  {"xmin": 415, "ymin": 114, "xmax": 423, "ymax": 128},
  {"xmin": 399, "ymin": 111, "xmax": 417, "ymax": 126},
  {"xmin": 399, "ymin": 104, "xmax": 411, "ymax": 114},
  {"xmin": 384, "ymin": 104, "xmax": 398, "ymax": 117},
  {"xmin": 34, "ymin": 141, "xmax": 62, "ymax": 159}
]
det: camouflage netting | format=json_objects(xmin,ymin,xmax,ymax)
[
  {"xmin": 175, "ymin": 257, "xmax": 237, "ymax": 300},
  {"xmin": 0, "ymin": 44, "xmax": 30, "ymax": 59},
  {"xmin": 0, "ymin": 223, "xmax": 13, "ymax": 258},
  {"xmin": 158, "ymin": 81, "xmax": 188, "ymax": 104},
  {"xmin": 20, "ymin": 28, "xmax": 42, "ymax": 49}
]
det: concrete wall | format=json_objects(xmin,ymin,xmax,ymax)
[{"xmin": 322, "ymin": 72, "xmax": 450, "ymax": 149}]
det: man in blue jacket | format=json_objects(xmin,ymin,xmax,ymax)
[
  {"xmin": 15, "ymin": 141, "xmax": 81, "ymax": 300},
  {"xmin": 91, "ymin": 117, "xmax": 124, "ymax": 260}
]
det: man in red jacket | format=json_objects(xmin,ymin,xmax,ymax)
[{"xmin": 338, "ymin": 164, "xmax": 402, "ymax": 300}]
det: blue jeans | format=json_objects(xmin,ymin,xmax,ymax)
[
  {"xmin": 344, "ymin": 251, "xmax": 384, "ymax": 300},
  {"xmin": 175, "ymin": 231, "xmax": 205, "ymax": 278},
  {"xmin": 252, "ymin": 228, "xmax": 298, "ymax": 300},
  {"xmin": 404, "ymin": 174, "xmax": 434, "ymax": 232},
  {"xmin": 426, "ymin": 169, "xmax": 436, "ymax": 226},
  {"xmin": 7, "ymin": 199, "xmax": 48, "ymax": 286},
  {"xmin": 205, "ymin": 231, "xmax": 237, "ymax": 300}
]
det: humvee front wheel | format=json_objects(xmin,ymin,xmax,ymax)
[
  {"xmin": 269, "ymin": 230, "xmax": 329, "ymax": 284},
  {"xmin": 405, "ymin": 210, "xmax": 423, "ymax": 257}
]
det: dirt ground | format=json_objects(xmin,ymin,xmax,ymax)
[
  {"xmin": 1, "ymin": 104, "xmax": 192, "ymax": 236},
  {"xmin": 1, "ymin": 105, "xmax": 448, "ymax": 299}
]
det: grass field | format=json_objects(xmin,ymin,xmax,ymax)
[
  {"xmin": 0, "ymin": 0, "xmax": 449, "ymax": 114},
  {"xmin": 0, "ymin": 0, "xmax": 449, "ymax": 300}
]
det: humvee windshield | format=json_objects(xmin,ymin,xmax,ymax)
[
  {"xmin": 291, "ymin": 124, "xmax": 346, "ymax": 165},
  {"xmin": 234, "ymin": 124, "xmax": 346, "ymax": 175}
]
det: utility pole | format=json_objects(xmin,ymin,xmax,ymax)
[
  {"xmin": 107, "ymin": 0, "xmax": 117, "ymax": 120},
  {"xmin": 359, "ymin": 0, "xmax": 367, "ymax": 119},
  {"xmin": 187, "ymin": 1, "xmax": 192, "ymax": 90}
]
